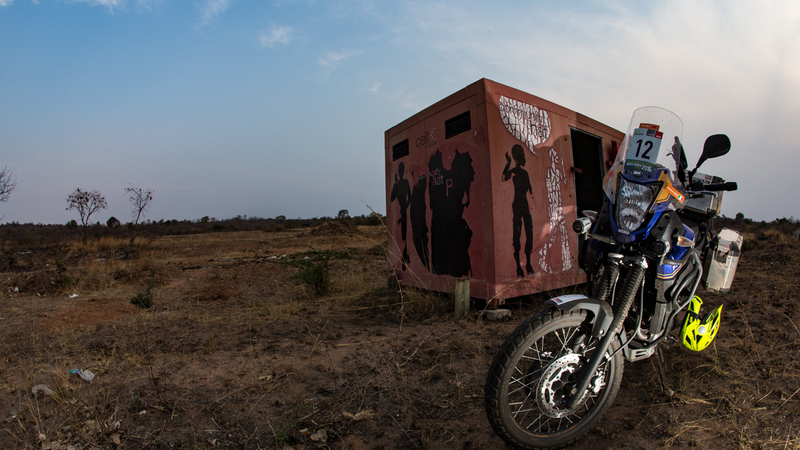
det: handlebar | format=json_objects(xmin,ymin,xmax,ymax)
[
  {"xmin": 688, "ymin": 181, "xmax": 737, "ymax": 192},
  {"xmin": 704, "ymin": 182, "xmax": 738, "ymax": 192}
]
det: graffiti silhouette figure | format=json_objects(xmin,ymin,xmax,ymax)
[
  {"xmin": 503, "ymin": 144, "xmax": 534, "ymax": 277},
  {"xmin": 429, "ymin": 149, "xmax": 474, "ymax": 278},
  {"xmin": 409, "ymin": 172, "xmax": 430, "ymax": 270},
  {"xmin": 391, "ymin": 162, "xmax": 411, "ymax": 268}
]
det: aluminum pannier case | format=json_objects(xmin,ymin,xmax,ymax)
[{"xmin": 703, "ymin": 228, "xmax": 743, "ymax": 295}]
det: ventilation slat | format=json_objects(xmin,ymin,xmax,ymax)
[
  {"xmin": 445, "ymin": 111, "xmax": 471, "ymax": 139},
  {"xmin": 392, "ymin": 139, "xmax": 409, "ymax": 160}
]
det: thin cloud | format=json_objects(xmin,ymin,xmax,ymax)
[
  {"xmin": 197, "ymin": 0, "xmax": 231, "ymax": 26},
  {"xmin": 391, "ymin": 0, "xmax": 800, "ymax": 126},
  {"xmin": 317, "ymin": 50, "xmax": 363, "ymax": 68},
  {"xmin": 60, "ymin": 0, "xmax": 124, "ymax": 11},
  {"xmin": 18, "ymin": 0, "xmax": 158, "ymax": 12},
  {"xmin": 134, "ymin": 0, "xmax": 161, "ymax": 12},
  {"xmin": 1, "ymin": 0, "xmax": 160, "ymax": 11},
  {"xmin": 259, "ymin": 25, "xmax": 293, "ymax": 48}
]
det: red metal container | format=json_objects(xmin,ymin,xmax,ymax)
[{"xmin": 385, "ymin": 78, "xmax": 624, "ymax": 304}]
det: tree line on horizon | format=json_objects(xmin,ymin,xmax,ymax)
[
  {"xmin": 1, "ymin": 165, "xmax": 796, "ymax": 247},
  {"xmin": 0, "ymin": 167, "xmax": 384, "ymax": 244},
  {"xmin": 0, "ymin": 212, "xmax": 385, "ymax": 248},
  {"xmin": 1, "ymin": 166, "xmax": 383, "ymax": 247}
]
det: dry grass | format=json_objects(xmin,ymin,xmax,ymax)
[{"xmin": 0, "ymin": 224, "xmax": 798, "ymax": 449}]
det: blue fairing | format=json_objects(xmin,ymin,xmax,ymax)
[
  {"xmin": 657, "ymin": 224, "xmax": 695, "ymax": 279},
  {"xmin": 670, "ymin": 224, "xmax": 694, "ymax": 260}
]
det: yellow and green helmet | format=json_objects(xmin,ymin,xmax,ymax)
[{"xmin": 680, "ymin": 296, "xmax": 723, "ymax": 351}]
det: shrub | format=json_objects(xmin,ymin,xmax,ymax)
[
  {"xmin": 130, "ymin": 268, "xmax": 156, "ymax": 308},
  {"xmin": 278, "ymin": 249, "xmax": 350, "ymax": 296},
  {"xmin": 52, "ymin": 258, "xmax": 74, "ymax": 290}
]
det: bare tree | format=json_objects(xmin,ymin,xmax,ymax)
[
  {"xmin": 0, "ymin": 166, "xmax": 17, "ymax": 204},
  {"xmin": 125, "ymin": 185, "xmax": 154, "ymax": 244},
  {"xmin": 66, "ymin": 188, "xmax": 107, "ymax": 240},
  {"xmin": 124, "ymin": 185, "xmax": 154, "ymax": 227}
]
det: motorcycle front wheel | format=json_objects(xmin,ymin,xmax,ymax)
[{"xmin": 484, "ymin": 307, "xmax": 623, "ymax": 449}]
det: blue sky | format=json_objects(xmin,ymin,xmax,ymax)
[{"xmin": 1, "ymin": 0, "xmax": 798, "ymax": 224}]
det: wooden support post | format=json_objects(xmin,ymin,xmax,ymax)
[{"xmin": 454, "ymin": 278, "xmax": 470, "ymax": 321}]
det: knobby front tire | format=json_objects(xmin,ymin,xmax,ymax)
[{"xmin": 484, "ymin": 307, "xmax": 623, "ymax": 449}]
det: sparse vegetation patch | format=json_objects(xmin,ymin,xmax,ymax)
[{"xmin": 0, "ymin": 219, "xmax": 797, "ymax": 449}]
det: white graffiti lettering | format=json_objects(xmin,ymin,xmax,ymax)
[
  {"xmin": 429, "ymin": 168, "xmax": 444, "ymax": 186},
  {"xmin": 498, "ymin": 96, "xmax": 552, "ymax": 155},
  {"xmin": 538, "ymin": 147, "xmax": 572, "ymax": 274}
]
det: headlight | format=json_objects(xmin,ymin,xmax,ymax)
[{"xmin": 616, "ymin": 177, "xmax": 659, "ymax": 232}]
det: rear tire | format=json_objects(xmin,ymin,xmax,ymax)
[{"xmin": 484, "ymin": 307, "xmax": 623, "ymax": 449}]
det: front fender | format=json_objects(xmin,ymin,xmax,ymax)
[{"xmin": 545, "ymin": 294, "xmax": 614, "ymax": 338}]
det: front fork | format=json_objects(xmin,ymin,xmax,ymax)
[{"xmin": 563, "ymin": 254, "xmax": 647, "ymax": 409}]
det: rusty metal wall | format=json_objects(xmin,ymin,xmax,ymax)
[{"xmin": 385, "ymin": 79, "xmax": 624, "ymax": 303}]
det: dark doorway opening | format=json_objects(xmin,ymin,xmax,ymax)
[{"xmin": 570, "ymin": 129, "xmax": 605, "ymax": 214}]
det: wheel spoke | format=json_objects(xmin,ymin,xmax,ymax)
[
  {"xmin": 528, "ymin": 414, "xmax": 549, "ymax": 433},
  {"xmin": 508, "ymin": 376, "xmax": 537, "ymax": 396},
  {"xmin": 512, "ymin": 382, "xmax": 536, "ymax": 418},
  {"xmin": 556, "ymin": 326, "xmax": 581, "ymax": 354},
  {"xmin": 528, "ymin": 414, "xmax": 550, "ymax": 433}
]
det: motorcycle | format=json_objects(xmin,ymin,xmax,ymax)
[{"xmin": 484, "ymin": 107, "xmax": 742, "ymax": 449}]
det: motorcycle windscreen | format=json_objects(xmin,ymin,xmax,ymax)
[{"xmin": 602, "ymin": 107, "xmax": 686, "ymax": 203}]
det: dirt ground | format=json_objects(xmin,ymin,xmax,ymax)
[{"xmin": 0, "ymin": 223, "xmax": 798, "ymax": 449}]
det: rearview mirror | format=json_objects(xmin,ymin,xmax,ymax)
[{"xmin": 695, "ymin": 134, "xmax": 731, "ymax": 170}]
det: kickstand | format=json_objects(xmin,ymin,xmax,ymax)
[{"xmin": 655, "ymin": 346, "xmax": 674, "ymax": 396}]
